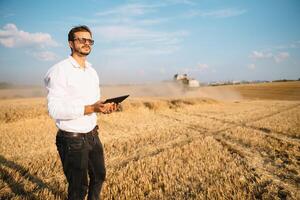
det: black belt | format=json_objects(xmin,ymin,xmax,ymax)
[{"xmin": 58, "ymin": 125, "xmax": 99, "ymax": 138}]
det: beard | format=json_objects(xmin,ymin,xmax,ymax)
[
  {"xmin": 74, "ymin": 45, "xmax": 91, "ymax": 56},
  {"xmin": 79, "ymin": 51, "xmax": 90, "ymax": 56}
]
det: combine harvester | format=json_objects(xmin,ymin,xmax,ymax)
[{"xmin": 173, "ymin": 73, "xmax": 200, "ymax": 89}]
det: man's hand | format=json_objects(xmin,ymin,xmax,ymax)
[
  {"xmin": 84, "ymin": 100, "xmax": 118, "ymax": 115},
  {"xmin": 94, "ymin": 101, "xmax": 117, "ymax": 114}
]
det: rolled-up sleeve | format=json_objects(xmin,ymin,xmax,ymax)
[{"xmin": 44, "ymin": 67, "xmax": 85, "ymax": 120}]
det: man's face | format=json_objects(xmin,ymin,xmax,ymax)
[{"xmin": 70, "ymin": 31, "xmax": 93, "ymax": 56}]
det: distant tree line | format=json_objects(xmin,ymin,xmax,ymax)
[
  {"xmin": 272, "ymin": 79, "xmax": 299, "ymax": 82},
  {"xmin": 0, "ymin": 82, "xmax": 14, "ymax": 89}
]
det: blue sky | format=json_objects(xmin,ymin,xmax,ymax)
[{"xmin": 0, "ymin": 0, "xmax": 300, "ymax": 85}]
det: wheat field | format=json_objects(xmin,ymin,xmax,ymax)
[{"xmin": 0, "ymin": 82, "xmax": 299, "ymax": 199}]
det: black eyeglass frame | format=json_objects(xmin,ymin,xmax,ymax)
[{"xmin": 73, "ymin": 37, "xmax": 94, "ymax": 45}]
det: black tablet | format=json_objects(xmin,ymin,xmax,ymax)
[{"xmin": 103, "ymin": 95, "xmax": 129, "ymax": 104}]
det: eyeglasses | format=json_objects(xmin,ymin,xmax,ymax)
[{"xmin": 73, "ymin": 38, "xmax": 94, "ymax": 45}]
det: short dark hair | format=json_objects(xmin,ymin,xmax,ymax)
[{"xmin": 68, "ymin": 25, "xmax": 92, "ymax": 41}]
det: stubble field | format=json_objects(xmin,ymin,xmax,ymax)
[{"xmin": 0, "ymin": 81, "xmax": 299, "ymax": 199}]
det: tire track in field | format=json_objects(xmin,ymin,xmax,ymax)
[
  {"xmin": 108, "ymin": 108, "xmax": 253, "ymax": 172},
  {"xmin": 188, "ymin": 113, "xmax": 300, "ymax": 147},
  {"xmin": 108, "ymin": 110, "xmax": 237, "ymax": 171},
  {"xmin": 107, "ymin": 103, "xmax": 300, "ymax": 197},
  {"xmin": 108, "ymin": 102, "xmax": 299, "ymax": 168},
  {"xmin": 183, "ymin": 107, "xmax": 300, "ymax": 195},
  {"xmin": 243, "ymin": 103, "xmax": 300, "ymax": 124},
  {"xmin": 188, "ymin": 103, "xmax": 300, "ymax": 143},
  {"xmin": 190, "ymin": 101, "xmax": 297, "ymax": 121},
  {"xmin": 159, "ymin": 111, "xmax": 300, "ymax": 198},
  {"xmin": 177, "ymin": 105, "xmax": 300, "ymax": 177},
  {"xmin": 148, "ymin": 108, "xmax": 299, "ymax": 194},
  {"xmin": 107, "ymin": 125, "xmax": 208, "ymax": 170},
  {"xmin": 212, "ymin": 137, "xmax": 300, "ymax": 199},
  {"xmin": 181, "ymin": 105, "xmax": 300, "ymax": 168}
]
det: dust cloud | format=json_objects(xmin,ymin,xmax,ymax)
[
  {"xmin": 0, "ymin": 82, "xmax": 242, "ymax": 101},
  {"xmin": 101, "ymin": 82, "xmax": 242, "ymax": 101}
]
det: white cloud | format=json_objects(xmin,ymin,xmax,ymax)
[
  {"xmin": 1, "ymin": 13, "xmax": 15, "ymax": 18},
  {"xmin": 273, "ymin": 41, "xmax": 300, "ymax": 50},
  {"xmin": 101, "ymin": 16, "xmax": 172, "ymax": 28},
  {"xmin": 0, "ymin": 10, "xmax": 15, "ymax": 18},
  {"xmin": 95, "ymin": 25, "xmax": 187, "ymax": 42},
  {"xmin": 93, "ymin": 2, "xmax": 193, "ymax": 55},
  {"xmin": 274, "ymin": 52, "xmax": 289, "ymax": 63},
  {"xmin": 95, "ymin": 1, "xmax": 195, "ymax": 18},
  {"xmin": 96, "ymin": 26, "xmax": 147, "ymax": 41},
  {"xmin": 256, "ymin": 41, "xmax": 300, "ymax": 53},
  {"xmin": 249, "ymin": 51, "xmax": 273, "ymax": 59},
  {"xmin": 185, "ymin": 8, "xmax": 247, "ymax": 18},
  {"xmin": 95, "ymin": 25, "xmax": 188, "ymax": 55},
  {"xmin": 29, "ymin": 51, "xmax": 58, "ymax": 61},
  {"xmin": 248, "ymin": 64, "xmax": 256, "ymax": 70},
  {"xmin": 94, "ymin": 1, "xmax": 196, "ymax": 28},
  {"xmin": 93, "ymin": 3, "xmax": 171, "ymax": 28},
  {"xmin": 0, "ymin": 23, "xmax": 58, "ymax": 48},
  {"xmin": 250, "ymin": 50, "xmax": 290, "ymax": 63},
  {"xmin": 103, "ymin": 45, "xmax": 180, "ymax": 55},
  {"xmin": 96, "ymin": 3, "xmax": 162, "ymax": 17}
]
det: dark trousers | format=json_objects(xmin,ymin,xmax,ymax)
[{"xmin": 56, "ymin": 127, "xmax": 106, "ymax": 200}]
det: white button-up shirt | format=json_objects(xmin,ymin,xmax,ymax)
[{"xmin": 44, "ymin": 56, "xmax": 100, "ymax": 133}]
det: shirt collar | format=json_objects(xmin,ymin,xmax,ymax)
[{"xmin": 68, "ymin": 56, "xmax": 91, "ymax": 69}]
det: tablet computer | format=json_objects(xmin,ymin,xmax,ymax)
[{"xmin": 103, "ymin": 95, "xmax": 129, "ymax": 104}]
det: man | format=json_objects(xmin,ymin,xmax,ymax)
[{"xmin": 44, "ymin": 25, "xmax": 116, "ymax": 200}]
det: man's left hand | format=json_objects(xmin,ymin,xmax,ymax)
[{"xmin": 102, "ymin": 102, "xmax": 118, "ymax": 114}]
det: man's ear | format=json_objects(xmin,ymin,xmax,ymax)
[{"xmin": 68, "ymin": 41, "xmax": 74, "ymax": 50}]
